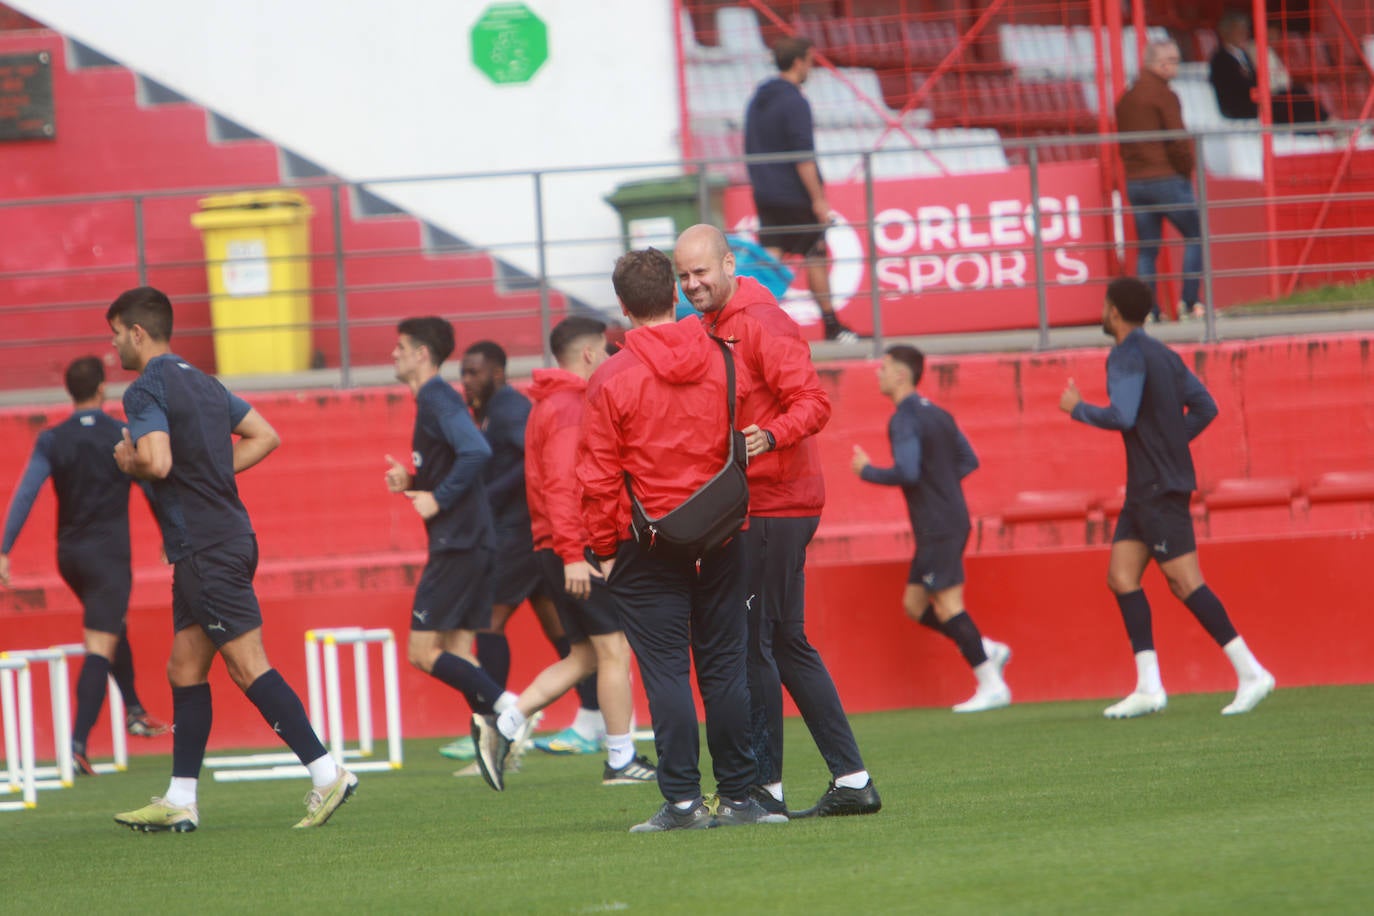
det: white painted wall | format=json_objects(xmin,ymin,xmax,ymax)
[{"xmin": 10, "ymin": 0, "xmax": 685, "ymax": 308}]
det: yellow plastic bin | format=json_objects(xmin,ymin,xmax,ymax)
[{"xmin": 190, "ymin": 190, "xmax": 314, "ymax": 375}]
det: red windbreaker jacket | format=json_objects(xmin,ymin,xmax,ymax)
[
  {"xmin": 525, "ymin": 367, "xmax": 590, "ymax": 565},
  {"xmin": 699, "ymin": 276, "xmax": 831, "ymax": 516},
  {"xmin": 577, "ymin": 317, "xmax": 747, "ymax": 557}
]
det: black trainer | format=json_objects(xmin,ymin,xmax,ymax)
[
  {"xmin": 747, "ymin": 784, "xmax": 787, "ymax": 816},
  {"xmin": 602, "ymin": 754, "xmax": 658, "ymax": 786},
  {"xmin": 822, "ymin": 315, "xmax": 860, "ymax": 343},
  {"xmin": 629, "ymin": 799, "xmax": 715, "ymax": 833},
  {"xmin": 471, "ymin": 713, "xmax": 510, "ymax": 792},
  {"xmin": 714, "ymin": 796, "xmax": 789, "ymax": 827},
  {"xmin": 791, "ymin": 780, "xmax": 882, "ymax": 818}
]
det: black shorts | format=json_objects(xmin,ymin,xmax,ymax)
[
  {"xmin": 172, "ymin": 535, "xmax": 263, "ymax": 648},
  {"xmin": 491, "ymin": 528, "xmax": 548, "ymax": 608},
  {"xmin": 756, "ymin": 203, "xmax": 828, "ymax": 258},
  {"xmin": 907, "ymin": 531, "xmax": 969, "ymax": 592},
  {"xmin": 57, "ymin": 546, "xmax": 131, "ymax": 636},
  {"xmin": 411, "ymin": 548, "xmax": 494, "ymax": 633},
  {"xmin": 1113, "ymin": 492, "xmax": 1197, "ymax": 562},
  {"xmin": 536, "ymin": 549, "xmax": 621, "ymax": 643}
]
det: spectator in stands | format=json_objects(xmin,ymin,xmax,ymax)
[
  {"xmin": 1116, "ymin": 39, "xmax": 1205, "ymax": 323},
  {"xmin": 1058, "ymin": 276, "xmax": 1276, "ymax": 720},
  {"xmin": 675, "ymin": 223, "xmax": 878, "ymax": 820},
  {"xmin": 440, "ymin": 341, "xmax": 603, "ymax": 767},
  {"xmin": 744, "ymin": 36, "xmax": 859, "ymax": 343},
  {"xmin": 578, "ymin": 248, "xmax": 779, "ymax": 832},
  {"xmin": 1208, "ymin": 11, "xmax": 1328, "ymax": 125},
  {"xmin": 469, "ymin": 317, "xmax": 656, "ymax": 793},
  {"xmin": 851, "ymin": 345, "xmax": 1013, "ymax": 714},
  {"xmin": 107, "ymin": 287, "xmax": 354, "ymax": 832},
  {"xmin": 1, "ymin": 356, "xmax": 168, "ymax": 777},
  {"xmin": 383, "ymin": 317, "xmax": 525, "ymax": 779}
]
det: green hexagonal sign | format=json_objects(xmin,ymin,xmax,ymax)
[{"xmin": 471, "ymin": 2, "xmax": 548, "ymax": 85}]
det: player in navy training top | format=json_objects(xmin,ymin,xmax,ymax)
[
  {"xmin": 852, "ymin": 345, "xmax": 1013, "ymax": 713},
  {"xmin": 1061, "ymin": 276, "xmax": 1275, "ymax": 719},
  {"xmin": 456, "ymin": 342, "xmax": 603, "ymax": 760},
  {"xmin": 106, "ymin": 287, "xmax": 355, "ymax": 833},
  {"xmin": 1, "ymin": 356, "xmax": 168, "ymax": 774},
  {"xmin": 384, "ymin": 318, "xmax": 517, "ymax": 777}
]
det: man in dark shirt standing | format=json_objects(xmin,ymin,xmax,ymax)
[
  {"xmin": 1, "ymin": 356, "xmax": 168, "ymax": 776},
  {"xmin": 458, "ymin": 341, "xmax": 602, "ymax": 760},
  {"xmin": 1208, "ymin": 11, "xmax": 1327, "ymax": 125},
  {"xmin": 1116, "ymin": 39, "xmax": 1204, "ymax": 323},
  {"xmin": 1060, "ymin": 276, "xmax": 1275, "ymax": 718},
  {"xmin": 852, "ymin": 346, "xmax": 1012, "ymax": 713},
  {"xmin": 745, "ymin": 36, "xmax": 858, "ymax": 343},
  {"xmin": 107, "ymin": 287, "xmax": 355, "ymax": 832}
]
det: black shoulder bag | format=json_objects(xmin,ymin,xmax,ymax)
[{"xmin": 626, "ymin": 337, "xmax": 750, "ymax": 561}]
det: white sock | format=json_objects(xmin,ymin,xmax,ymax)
[
  {"xmin": 973, "ymin": 659, "xmax": 1003, "ymax": 689},
  {"xmin": 493, "ymin": 691, "xmax": 518, "ymax": 715},
  {"xmin": 1223, "ymin": 636, "xmax": 1262, "ymax": 681},
  {"xmin": 834, "ymin": 770, "xmax": 870, "ymax": 790},
  {"xmin": 1135, "ymin": 650, "xmax": 1164, "ymax": 694},
  {"xmin": 673, "ymin": 799, "xmax": 697, "ymax": 811},
  {"xmin": 572, "ymin": 707, "xmax": 606, "ymax": 741},
  {"xmin": 306, "ymin": 753, "xmax": 339, "ymax": 788},
  {"xmin": 605, "ymin": 732, "xmax": 634, "ymax": 769},
  {"xmin": 497, "ymin": 706, "xmax": 526, "ymax": 741},
  {"xmin": 981, "ymin": 637, "xmax": 998, "ymax": 657},
  {"xmin": 165, "ymin": 777, "xmax": 198, "ymax": 807},
  {"xmin": 762, "ymin": 781, "xmax": 784, "ymax": 802}
]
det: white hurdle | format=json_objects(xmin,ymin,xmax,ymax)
[
  {"xmin": 52, "ymin": 643, "xmax": 128, "ymax": 775},
  {"xmin": 1, "ymin": 648, "xmax": 73, "ymax": 788},
  {"xmin": 209, "ymin": 627, "xmax": 402, "ymax": 782},
  {"xmin": 1, "ymin": 657, "xmax": 39, "ymax": 811}
]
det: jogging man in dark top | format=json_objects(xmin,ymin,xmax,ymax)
[
  {"xmin": 852, "ymin": 346, "xmax": 1012, "ymax": 713},
  {"xmin": 450, "ymin": 341, "xmax": 602, "ymax": 763},
  {"xmin": 745, "ymin": 35, "xmax": 858, "ymax": 343},
  {"xmin": 1060, "ymin": 276, "xmax": 1275, "ymax": 718},
  {"xmin": 1, "ymin": 356, "xmax": 168, "ymax": 776},
  {"xmin": 384, "ymin": 319, "xmax": 523, "ymax": 784},
  {"xmin": 106, "ymin": 287, "xmax": 355, "ymax": 832}
]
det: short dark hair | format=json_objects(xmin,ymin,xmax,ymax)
[
  {"xmin": 1106, "ymin": 276, "xmax": 1153, "ymax": 324},
  {"xmin": 463, "ymin": 340, "xmax": 507, "ymax": 368},
  {"xmin": 549, "ymin": 316, "xmax": 607, "ymax": 364},
  {"xmin": 64, "ymin": 356, "xmax": 104, "ymax": 401},
  {"xmin": 885, "ymin": 345, "xmax": 925, "ymax": 386},
  {"xmin": 106, "ymin": 287, "xmax": 173, "ymax": 341},
  {"xmin": 612, "ymin": 249, "xmax": 676, "ymax": 320},
  {"xmin": 397, "ymin": 316, "xmax": 455, "ymax": 365},
  {"xmin": 773, "ymin": 36, "xmax": 813, "ymax": 71}
]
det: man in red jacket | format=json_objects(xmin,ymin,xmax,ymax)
[
  {"xmin": 578, "ymin": 248, "xmax": 782, "ymax": 833},
  {"xmin": 675, "ymin": 224, "xmax": 880, "ymax": 819},
  {"xmin": 470, "ymin": 316, "xmax": 655, "ymax": 792}
]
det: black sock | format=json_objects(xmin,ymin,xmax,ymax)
[
  {"xmin": 475, "ymin": 633, "xmax": 511, "ymax": 690},
  {"xmin": 431, "ymin": 652, "xmax": 503, "ymax": 715},
  {"xmin": 171, "ymin": 683, "xmax": 212, "ymax": 779},
  {"xmin": 72, "ymin": 654, "xmax": 111, "ymax": 754},
  {"xmin": 244, "ymin": 669, "xmax": 328, "ymax": 765},
  {"xmin": 1115, "ymin": 589, "xmax": 1155, "ymax": 653},
  {"xmin": 942, "ymin": 611, "xmax": 989, "ymax": 667},
  {"xmin": 110, "ymin": 632, "xmax": 143, "ymax": 714},
  {"xmin": 916, "ymin": 605, "xmax": 946, "ymax": 634},
  {"xmin": 1183, "ymin": 585, "xmax": 1239, "ymax": 647}
]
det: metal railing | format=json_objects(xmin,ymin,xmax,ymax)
[{"xmin": 2, "ymin": 121, "xmax": 1372, "ymax": 392}]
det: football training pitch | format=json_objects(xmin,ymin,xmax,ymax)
[{"xmin": 3, "ymin": 684, "xmax": 1369, "ymax": 914}]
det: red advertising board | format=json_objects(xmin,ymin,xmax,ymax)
[{"xmin": 723, "ymin": 161, "xmax": 1111, "ymax": 336}]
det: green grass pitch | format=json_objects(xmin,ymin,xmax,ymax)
[{"xmin": 2, "ymin": 685, "xmax": 1370, "ymax": 914}]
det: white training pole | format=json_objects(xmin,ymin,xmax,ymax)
[
  {"xmin": 381, "ymin": 631, "xmax": 403, "ymax": 769},
  {"xmin": 0, "ymin": 659, "xmax": 38, "ymax": 811},
  {"xmin": 353, "ymin": 639, "xmax": 373, "ymax": 757},
  {"xmin": 1, "ymin": 661, "xmax": 19, "ymax": 794},
  {"xmin": 323, "ymin": 633, "xmax": 346, "ymax": 765},
  {"xmin": 304, "ymin": 629, "xmax": 324, "ymax": 743},
  {"xmin": 47, "ymin": 653, "xmax": 73, "ymax": 786}
]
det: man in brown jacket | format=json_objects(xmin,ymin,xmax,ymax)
[{"xmin": 1116, "ymin": 40, "xmax": 1203, "ymax": 323}]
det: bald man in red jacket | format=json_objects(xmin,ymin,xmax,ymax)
[{"xmin": 675, "ymin": 224, "xmax": 880, "ymax": 819}]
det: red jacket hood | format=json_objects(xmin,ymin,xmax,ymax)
[
  {"xmin": 528, "ymin": 367, "xmax": 587, "ymax": 402},
  {"xmin": 622, "ymin": 317, "xmax": 716, "ymax": 385}
]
